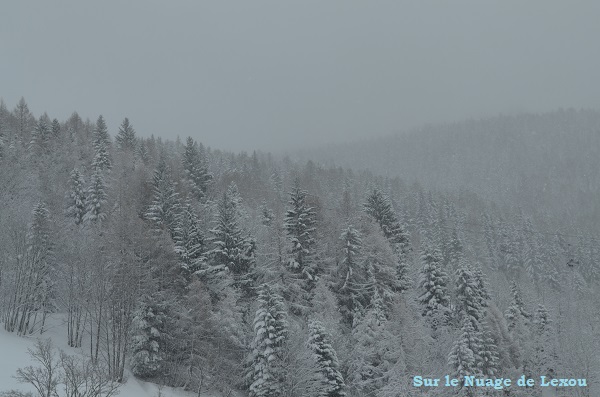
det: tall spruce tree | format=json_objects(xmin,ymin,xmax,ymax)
[
  {"xmin": 145, "ymin": 155, "xmax": 180, "ymax": 237},
  {"xmin": 246, "ymin": 284, "xmax": 288, "ymax": 397},
  {"xmin": 452, "ymin": 262, "xmax": 496, "ymax": 378},
  {"xmin": 83, "ymin": 170, "xmax": 108, "ymax": 224},
  {"xmin": 417, "ymin": 244, "xmax": 451, "ymax": 325},
  {"xmin": 131, "ymin": 294, "xmax": 169, "ymax": 378},
  {"xmin": 308, "ymin": 320, "xmax": 346, "ymax": 397},
  {"xmin": 448, "ymin": 317, "xmax": 482, "ymax": 379},
  {"xmin": 182, "ymin": 137, "xmax": 212, "ymax": 200},
  {"xmin": 285, "ymin": 184, "xmax": 318, "ymax": 285},
  {"xmin": 31, "ymin": 116, "xmax": 51, "ymax": 154},
  {"xmin": 335, "ymin": 226, "xmax": 368, "ymax": 325},
  {"xmin": 173, "ymin": 203, "xmax": 206, "ymax": 282},
  {"xmin": 51, "ymin": 118, "xmax": 60, "ymax": 138},
  {"xmin": 202, "ymin": 184, "xmax": 256, "ymax": 295},
  {"xmin": 92, "ymin": 115, "xmax": 111, "ymax": 170},
  {"xmin": 66, "ymin": 168, "xmax": 87, "ymax": 225},
  {"xmin": 28, "ymin": 201, "xmax": 55, "ymax": 333},
  {"xmin": 363, "ymin": 188, "xmax": 411, "ymax": 293},
  {"xmin": 347, "ymin": 304, "xmax": 394, "ymax": 395},
  {"xmin": 115, "ymin": 117, "xmax": 136, "ymax": 151},
  {"xmin": 505, "ymin": 281, "xmax": 531, "ymax": 331}
]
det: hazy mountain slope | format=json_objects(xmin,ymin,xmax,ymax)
[{"xmin": 294, "ymin": 109, "xmax": 600, "ymax": 230}]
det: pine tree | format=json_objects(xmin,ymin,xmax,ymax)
[
  {"xmin": 83, "ymin": 170, "xmax": 108, "ymax": 224},
  {"xmin": 92, "ymin": 142, "xmax": 111, "ymax": 171},
  {"xmin": 93, "ymin": 115, "xmax": 110, "ymax": 149},
  {"xmin": 145, "ymin": 156, "xmax": 180, "ymax": 237},
  {"xmin": 14, "ymin": 97, "xmax": 32, "ymax": 142},
  {"xmin": 92, "ymin": 115, "xmax": 111, "ymax": 170},
  {"xmin": 447, "ymin": 317, "xmax": 482, "ymax": 378},
  {"xmin": 200, "ymin": 184, "xmax": 256, "ymax": 296},
  {"xmin": 307, "ymin": 320, "xmax": 346, "ymax": 397},
  {"xmin": 31, "ymin": 116, "xmax": 51, "ymax": 153},
  {"xmin": 347, "ymin": 306, "xmax": 394, "ymax": 395},
  {"xmin": 28, "ymin": 201, "xmax": 55, "ymax": 333},
  {"xmin": 363, "ymin": 187, "xmax": 409, "ymax": 247},
  {"xmin": 361, "ymin": 226, "xmax": 407, "ymax": 314},
  {"xmin": 532, "ymin": 304, "xmax": 556, "ymax": 377},
  {"xmin": 284, "ymin": 184, "xmax": 318, "ymax": 285},
  {"xmin": 131, "ymin": 294, "xmax": 169, "ymax": 378},
  {"xmin": 417, "ymin": 244, "xmax": 451, "ymax": 325},
  {"xmin": 363, "ymin": 188, "xmax": 411, "ymax": 292},
  {"xmin": 66, "ymin": 168, "xmax": 87, "ymax": 225},
  {"xmin": 504, "ymin": 282, "xmax": 534, "ymax": 376},
  {"xmin": 504, "ymin": 281, "xmax": 531, "ymax": 330},
  {"xmin": 51, "ymin": 118, "xmax": 61, "ymax": 138},
  {"xmin": 246, "ymin": 284, "xmax": 288, "ymax": 397},
  {"xmin": 478, "ymin": 322, "xmax": 500, "ymax": 377},
  {"xmin": 115, "ymin": 117, "xmax": 136, "ymax": 151},
  {"xmin": 453, "ymin": 262, "xmax": 493, "ymax": 377},
  {"xmin": 173, "ymin": 203, "xmax": 206, "ymax": 282},
  {"xmin": 137, "ymin": 140, "xmax": 149, "ymax": 165},
  {"xmin": 447, "ymin": 229, "xmax": 464, "ymax": 269},
  {"xmin": 182, "ymin": 137, "xmax": 212, "ymax": 200},
  {"xmin": 335, "ymin": 226, "xmax": 368, "ymax": 325},
  {"xmin": 455, "ymin": 263, "xmax": 485, "ymax": 329}
]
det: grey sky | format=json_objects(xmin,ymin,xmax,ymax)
[{"xmin": 2, "ymin": 1, "xmax": 600, "ymax": 152}]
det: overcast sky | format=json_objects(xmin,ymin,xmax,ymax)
[{"xmin": 1, "ymin": 1, "xmax": 599, "ymax": 152}]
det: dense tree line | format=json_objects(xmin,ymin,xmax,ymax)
[{"xmin": 0, "ymin": 98, "xmax": 598, "ymax": 396}]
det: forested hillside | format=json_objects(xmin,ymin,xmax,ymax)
[
  {"xmin": 0, "ymin": 99, "xmax": 598, "ymax": 396},
  {"xmin": 294, "ymin": 109, "xmax": 600, "ymax": 231}
]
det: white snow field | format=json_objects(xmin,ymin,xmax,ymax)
[{"xmin": 0, "ymin": 315, "xmax": 229, "ymax": 397}]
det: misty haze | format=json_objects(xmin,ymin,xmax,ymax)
[{"xmin": 0, "ymin": 2, "xmax": 599, "ymax": 397}]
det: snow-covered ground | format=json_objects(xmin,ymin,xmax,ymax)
[{"xmin": 0, "ymin": 315, "xmax": 217, "ymax": 397}]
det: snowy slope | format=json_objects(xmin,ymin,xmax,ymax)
[{"xmin": 0, "ymin": 315, "xmax": 223, "ymax": 397}]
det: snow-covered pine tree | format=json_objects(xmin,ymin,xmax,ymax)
[
  {"xmin": 455, "ymin": 263, "xmax": 485, "ymax": 329},
  {"xmin": 504, "ymin": 281, "xmax": 531, "ymax": 330},
  {"xmin": 453, "ymin": 262, "xmax": 495, "ymax": 377},
  {"xmin": 531, "ymin": 304, "xmax": 556, "ymax": 378},
  {"xmin": 284, "ymin": 184, "xmax": 318, "ymax": 287},
  {"xmin": 347, "ymin": 303, "xmax": 394, "ymax": 396},
  {"xmin": 246, "ymin": 284, "xmax": 288, "ymax": 397},
  {"xmin": 66, "ymin": 168, "xmax": 87, "ymax": 225},
  {"xmin": 51, "ymin": 118, "xmax": 60, "ymax": 138},
  {"xmin": 363, "ymin": 187, "xmax": 409, "ymax": 247},
  {"xmin": 363, "ymin": 187, "xmax": 411, "ymax": 293},
  {"xmin": 93, "ymin": 115, "xmax": 110, "ymax": 149},
  {"xmin": 31, "ymin": 116, "xmax": 51, "ymax": 154},
  {"xmin": 335, "ymin": 226, "xmax": 368, "ymax": 325},
  {"xmin": 447, "ymin": 317, "xmax": 482, "ymax": 379},
  {"xmin": 145, "ymin": 155, "xmax": 180, "ymax": 237},
  {"xmin": 28, "ymin": 201, "xmax": 55, "ymax": 333},
  {"xmin": 202, "ymin": 183, "xmax": 256, "ymax": 295},
  {"xmin": 504, "ymin": 281, "xmax": 534, "ymax": 377},
  {"xmin": 182, "ymin": 137, "xmax": 212, "ymax": 200},
  {"xmin": 361, "ymin": 225, "xmax": 407, "ymax": 314},
  {"xmin": 115, "ymin": 117, "xmax": 136, "ymax": 151},
  {"xmin": 478, "ymin": 321, "xmax": 500, "ymax": 377},
  {"xmin": 173, "ymin": 203, "xmax": 206, "ymax": 283},
  {"xmin": 523, "ymin": 218, "xmax": 544, "ymax": 285},
  {"xmin": 137, "ymin": 139, "xmax": 149, "ymax": 165},
  {"xmin": 472, "ymin": 266, "xmax": 491, "ymax": 309},
  {"xmin": 307, "ymin": 320, "xmax": 346, "ymax": 397},
  {"xmin": 131, "ymin": 294, "xmax": 169, "ymax": 378},
  {"xmin": 417, "ymin": 243, "xmax": 451, "ymax": 326},
  {"xmin": 447, "ymin": 229, "xmax": 464, "ymax": 270},
  {"xmin": 92, "ymin": 115, "xmax": 111, "ymax": 170},
  {"xmin": 83, "ymin": 170, "xmax": 108, "ymax": 224}
]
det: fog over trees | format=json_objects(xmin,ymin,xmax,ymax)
[{"xmin": 0, "ymin": 99, "xmax": 599, "ymax": 396}]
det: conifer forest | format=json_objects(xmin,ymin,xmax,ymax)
[{"xmin": 0, "ymin": 99, "xmax": 598, "ymax": 397}]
